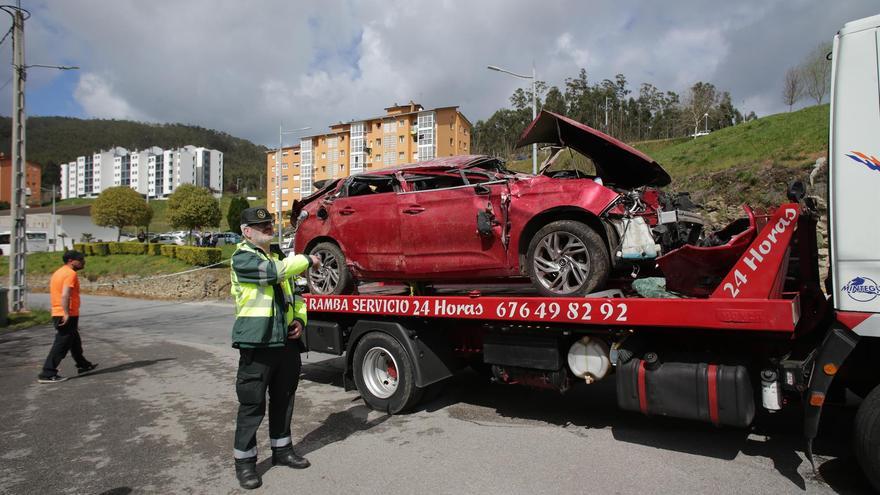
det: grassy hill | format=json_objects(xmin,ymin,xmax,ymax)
[{"xmin": 0, "ymin": 116, "xmax": 268, "ymax": 196}]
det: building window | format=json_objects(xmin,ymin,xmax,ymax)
[
  {"xmin": 321, "ymin": 152, "xmax": 326, "ymax": 159},
  {"xmin": 321, "ymin": 166, "xmax": 326, "ymax": 172},
  {"xmin": 282, "ymin": 175, "xmax": 289, "ymax": 181},
  {"xmin": 282, "ymin": 188, "xmax": 289, "ymax": 194},
  {"xmin": 398, "ymin": 135, "xmax": 404, "ymax": 144},
  {"xmin": 375, "ymin": 138, "xmax": 381, "ymax": 146},
  {"xmin": 398, "ymin": 151, "xmax": 404, "ymax": 160}
]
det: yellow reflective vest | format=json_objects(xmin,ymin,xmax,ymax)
[{"xmin": 230, "ymin": 241, "xmax": 310, "ymax": 348}]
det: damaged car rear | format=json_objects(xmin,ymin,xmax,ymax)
[{"xmin": 291, "ymin": 110, "xmax": 703, "ymax": 296}]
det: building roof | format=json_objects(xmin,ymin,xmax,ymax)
[
  {"xmin": 0, "ymin": 204, "xmax": 92, "ymax": 216},
  {"xmin": 297, "ymin": 104, "xmax": 469, "ymax": 140}
]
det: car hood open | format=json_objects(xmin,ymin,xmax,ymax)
[{"xmin": 516, "ymin": 110, "xmax": 672, "ymax": 188}]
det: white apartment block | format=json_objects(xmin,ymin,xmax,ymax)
[{"xmin": 61, "ymin": 146, "xmax": 224, "ymax": 199}]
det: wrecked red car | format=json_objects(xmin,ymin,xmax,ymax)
[{"xmin": 292, "ymin": 110, "xmax": 704, "ymax": 296}]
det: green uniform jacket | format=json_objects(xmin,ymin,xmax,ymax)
[{"xmin": 230, "ymin": 240, "xmax": 311, "ymax": 349}]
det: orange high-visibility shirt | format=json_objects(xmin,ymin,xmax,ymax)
[{"xmin": 50, "ymin": 265, "xmax": 80, "ymax": 317}]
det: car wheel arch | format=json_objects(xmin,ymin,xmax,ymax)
[
  {"xmin": 304, "ymin": 236, "xmax": 345, "ymax": 256},
  {"xmin": 516, "ymin": 207, "xmax": 611, "ymax": 275}
]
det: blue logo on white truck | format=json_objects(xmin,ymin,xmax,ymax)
[{"xmin": 842, "ymin": 276, "xmax": 880, "ymax": 302}]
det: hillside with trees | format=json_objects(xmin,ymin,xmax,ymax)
[{"xmin": 0, "ymin": 116, "xmax": 268, "ymax": 196}]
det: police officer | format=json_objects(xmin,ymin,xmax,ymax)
[{"xmin": 230, "ymin": 207, "xmax": 321, "ymax": 490}]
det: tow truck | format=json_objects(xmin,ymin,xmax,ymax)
[{"xmin": 297, "ymin": 14, "xmax": 880, "ymax": 489}]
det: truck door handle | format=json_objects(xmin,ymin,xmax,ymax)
[
  {"xmin": 339, "ymin": 207, "xmax": 356, "ymax": 216},
  {"xmin": 403, "ymin": 206, "xmax": 425, "ymax": 214}
]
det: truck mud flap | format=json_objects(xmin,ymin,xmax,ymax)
[
  {"xmin": 346, "ymin": 320, "xmax": 460, "ymax": 390},
  {"xmin": 617, "ymin": 357, "xmax": 755, "ymax": 428}
]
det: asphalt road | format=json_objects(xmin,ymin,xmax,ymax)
[{"xmin": 0, "ymin": 294, "xmax": 872, "ymax": 494}]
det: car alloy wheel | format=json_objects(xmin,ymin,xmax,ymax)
[
  {"xmin": 527, "ymin": 220, "xmax": 609, "ymax": 297},
  {"xmin": 306, "ymin": 241, "xmax": 354, "ymax": 295},
  {"xmin": 533, "ymin": 231, "xmax": 592, "ymax": 293},
  {"xmin": 309, "ymin": 248, "xmax": 341, "ymax": 294}
]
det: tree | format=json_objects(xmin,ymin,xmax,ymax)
[
  {"xmin": 166, "ymin": 184, "xmax": 221, "ymax": 244},
  {"xmin": 801, "ymin": 42, "xmax": 832, "ymax": 105},
  {"xmin": 782, "ymin": 67, "xmax": 803, "ymax": 111},
  {"xmin": 684, "ymin": 81, "xmax": 719, "ymax": 136},
  {"xmin": 543, "ymin": 86, "xmax": 566, "ymax": 115},
  {"xmin": 226, "ymin": 196, "xmax": 250, "ymax": 235},
  {"xmin": 92, "ymin": 186, "xmax": 152, "ymax": 241}
]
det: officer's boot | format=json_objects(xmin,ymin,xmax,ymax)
[
  {"xmin": 271, "ymin": 446, "xmax": 310, "ymax": 469},
  {"xmin": 234, "ymin": 457, "xmax": 262, "ymax": 490}
]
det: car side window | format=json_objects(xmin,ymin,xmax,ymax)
[
  {"xmin": 346, "ymin": 176, "xmax": 398, "ymax": 197},
  {"xmin": 404, "ymin": 173, "xmax": 467, "ymax": 192}
]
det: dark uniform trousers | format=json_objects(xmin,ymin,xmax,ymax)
[
  {"xmin": 39, "ymin": 317, "xmax": 91, "ymax": 379},
  {"xmin": 234, "ymin": 344, "xmax": 302, "ymax": 455}
]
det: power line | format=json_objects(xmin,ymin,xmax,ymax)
[
  {"xmin": 0, "ymin": 75, "xmax": 11, "ymax": 91},
  {"xmin": 0, "ymin": 26, "xmax": 10, "ymax": 47}
]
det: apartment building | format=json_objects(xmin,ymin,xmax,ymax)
[
  {"xmin": 267, "ymin": 102, "xmax": 472, "ymax": 218},
  {"xmin": 0, "ymin": 154, "xmax": 41, "ymax": 206},
  {"xmin": 61, "ymin": 146, "xmax": 224, "ymax": 199}
]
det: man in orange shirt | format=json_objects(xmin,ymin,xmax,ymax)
[{"xmin": 38, "ymin": 250, "xmax": 98, "ymax": 383}]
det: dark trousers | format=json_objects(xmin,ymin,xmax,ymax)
[
  {"xmin": 233, "ymin": 345, "xmax": 302, "ymax": 457},
  {"xmin": 39, "ymin": 317, "xmax": 91, "ymax": 379}
]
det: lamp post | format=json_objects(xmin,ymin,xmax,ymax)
[
  {"xmin": 276, "ymin": 125, "xmax": 310, "ymax": 245},
  {"xmin": 703, "ymin": 113, "xmax": 709, "ymax": 133},
  {"xmin": 487, "ymin": 63, "xmax": 537, "ymax": 175}
]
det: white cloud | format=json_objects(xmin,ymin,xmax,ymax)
[{"xmin": 73, "ymin": 73, "xmax": 148, "ymax": 121}]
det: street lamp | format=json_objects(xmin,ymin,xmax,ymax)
[
  {"xmin": 703, "ymin": 113, "xmax": 709, "ymax": 133},
  {"xmin": 488, "ymin": 63, "xmax": 537, "ymax": 175},
  {"xmin": 276, "ymin": 125, "xmax": 310, "ymax": 245}
]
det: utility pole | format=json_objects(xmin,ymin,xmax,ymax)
[{"xmin": 9, "ymin": 7, "xmax": 26, "ymax": 311}]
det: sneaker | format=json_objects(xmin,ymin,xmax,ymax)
[
  {"xmin": 77, "ymin": 363, "xmax": 99, "ymax": 375},
  {"xmin": 38, "ymin": 375, "xmax": 68, "ymax": 384}
]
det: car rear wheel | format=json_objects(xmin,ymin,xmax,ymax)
[
  {"xmin": 307, "ymin": 242, "xmax": 354, "ymax": 294},
  {"xmin": 527, "ymin": 220, "xmax": 609, "ymax": 297}
]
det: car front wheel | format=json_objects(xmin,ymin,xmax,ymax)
[
  {"xmin": 307, "ymin": 242, "xmax": 354, "ymax": 294},
  {"xmin": 526, "ymin": 220, "xmax": 609, "ymax": 297}
]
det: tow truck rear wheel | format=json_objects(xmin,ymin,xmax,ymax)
[
  {"xmin": 527, "ymin": 220, "xmax": 609, "ymax": 297},
  {"xmin": 352, "ymin": 332, "xmax": 423, "ymax": 414},
  {"xmin": 854, "ymin": 383, "xmax": 880, "ymax": 490}
]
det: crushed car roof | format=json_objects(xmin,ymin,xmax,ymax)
[{"xmin": 516, "ymin": 110, "xmax": 672, "ymax": 188}]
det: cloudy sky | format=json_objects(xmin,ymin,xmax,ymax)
[{"xmin": 1, "ymin": 0, "xmax": 877, "ymax": 146}]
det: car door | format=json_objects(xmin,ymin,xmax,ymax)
[
  {"xmin": 398, "ymin": 171, "xmax": 510, "ymax": 277},
  {"xmin": 325, "ymin": 175, "xmax": 404, "ymax": 276}
]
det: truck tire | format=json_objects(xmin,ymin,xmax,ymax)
[
  {"xmin": 527, "ymin": 220, "xmax": 609, "ymax": 297},
  {"xmin": 352, "ymin": 332, "xmax": 423, "ymax": 414},
  {"xmin": 307, "ymin": 242, "xmax": 354, "ymax": 295},
  {"xmin": 855, "ymin": 383, "xmax": 880, "ymax": 491}
]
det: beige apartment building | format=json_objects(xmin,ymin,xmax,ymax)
[{"xmin": 267, "ymin": 102, "xmax": 472, "ymax": 219}]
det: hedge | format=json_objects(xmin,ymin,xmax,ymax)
[
  {"xmin": 146, "ymin": 243, "xmax": 162, "ymax": 255},
  {"xmin": 108, "ymin": 242, "xmax": 147, "ymax": 255},
  {"xmin": 174, "ymin": 246, "xmax": 222, "ymax": 266},
  {"xmin": 159, "ymin": 245, "xmax": 177, "ymax": 257}
]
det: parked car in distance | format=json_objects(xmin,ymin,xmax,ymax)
[
  {"xmin": 292, "ymin": 110, "xmax": 703, "ymax": 297},
  {"xmin": 215, "ymin": 232, "xmax": 242, "ymax": 246},
  {"xmin": 151, "ymin": 233, "xmax": 185, "ymax": 245}
]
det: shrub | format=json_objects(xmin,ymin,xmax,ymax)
[
  {"xmin": 174, "ymin": 246, "xmax": 222, "ymax": 266},
  {"xmin": 109, "ymin": 242, "xmax": 147, "ymax": 255},
  {"xmin": 160, "ymin": 245, "xmax": 177, "ymax": 257},
  {"xmin": 73, "ymin": 243, "xmax": 86, "ymax": 253},
  {"xmin": 146, "ymin": 243, "xmax": 162, "ymax": 255},
  {"xmin": 91, "ymin": 243, "xmax": 110, "ymax": 256}
]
